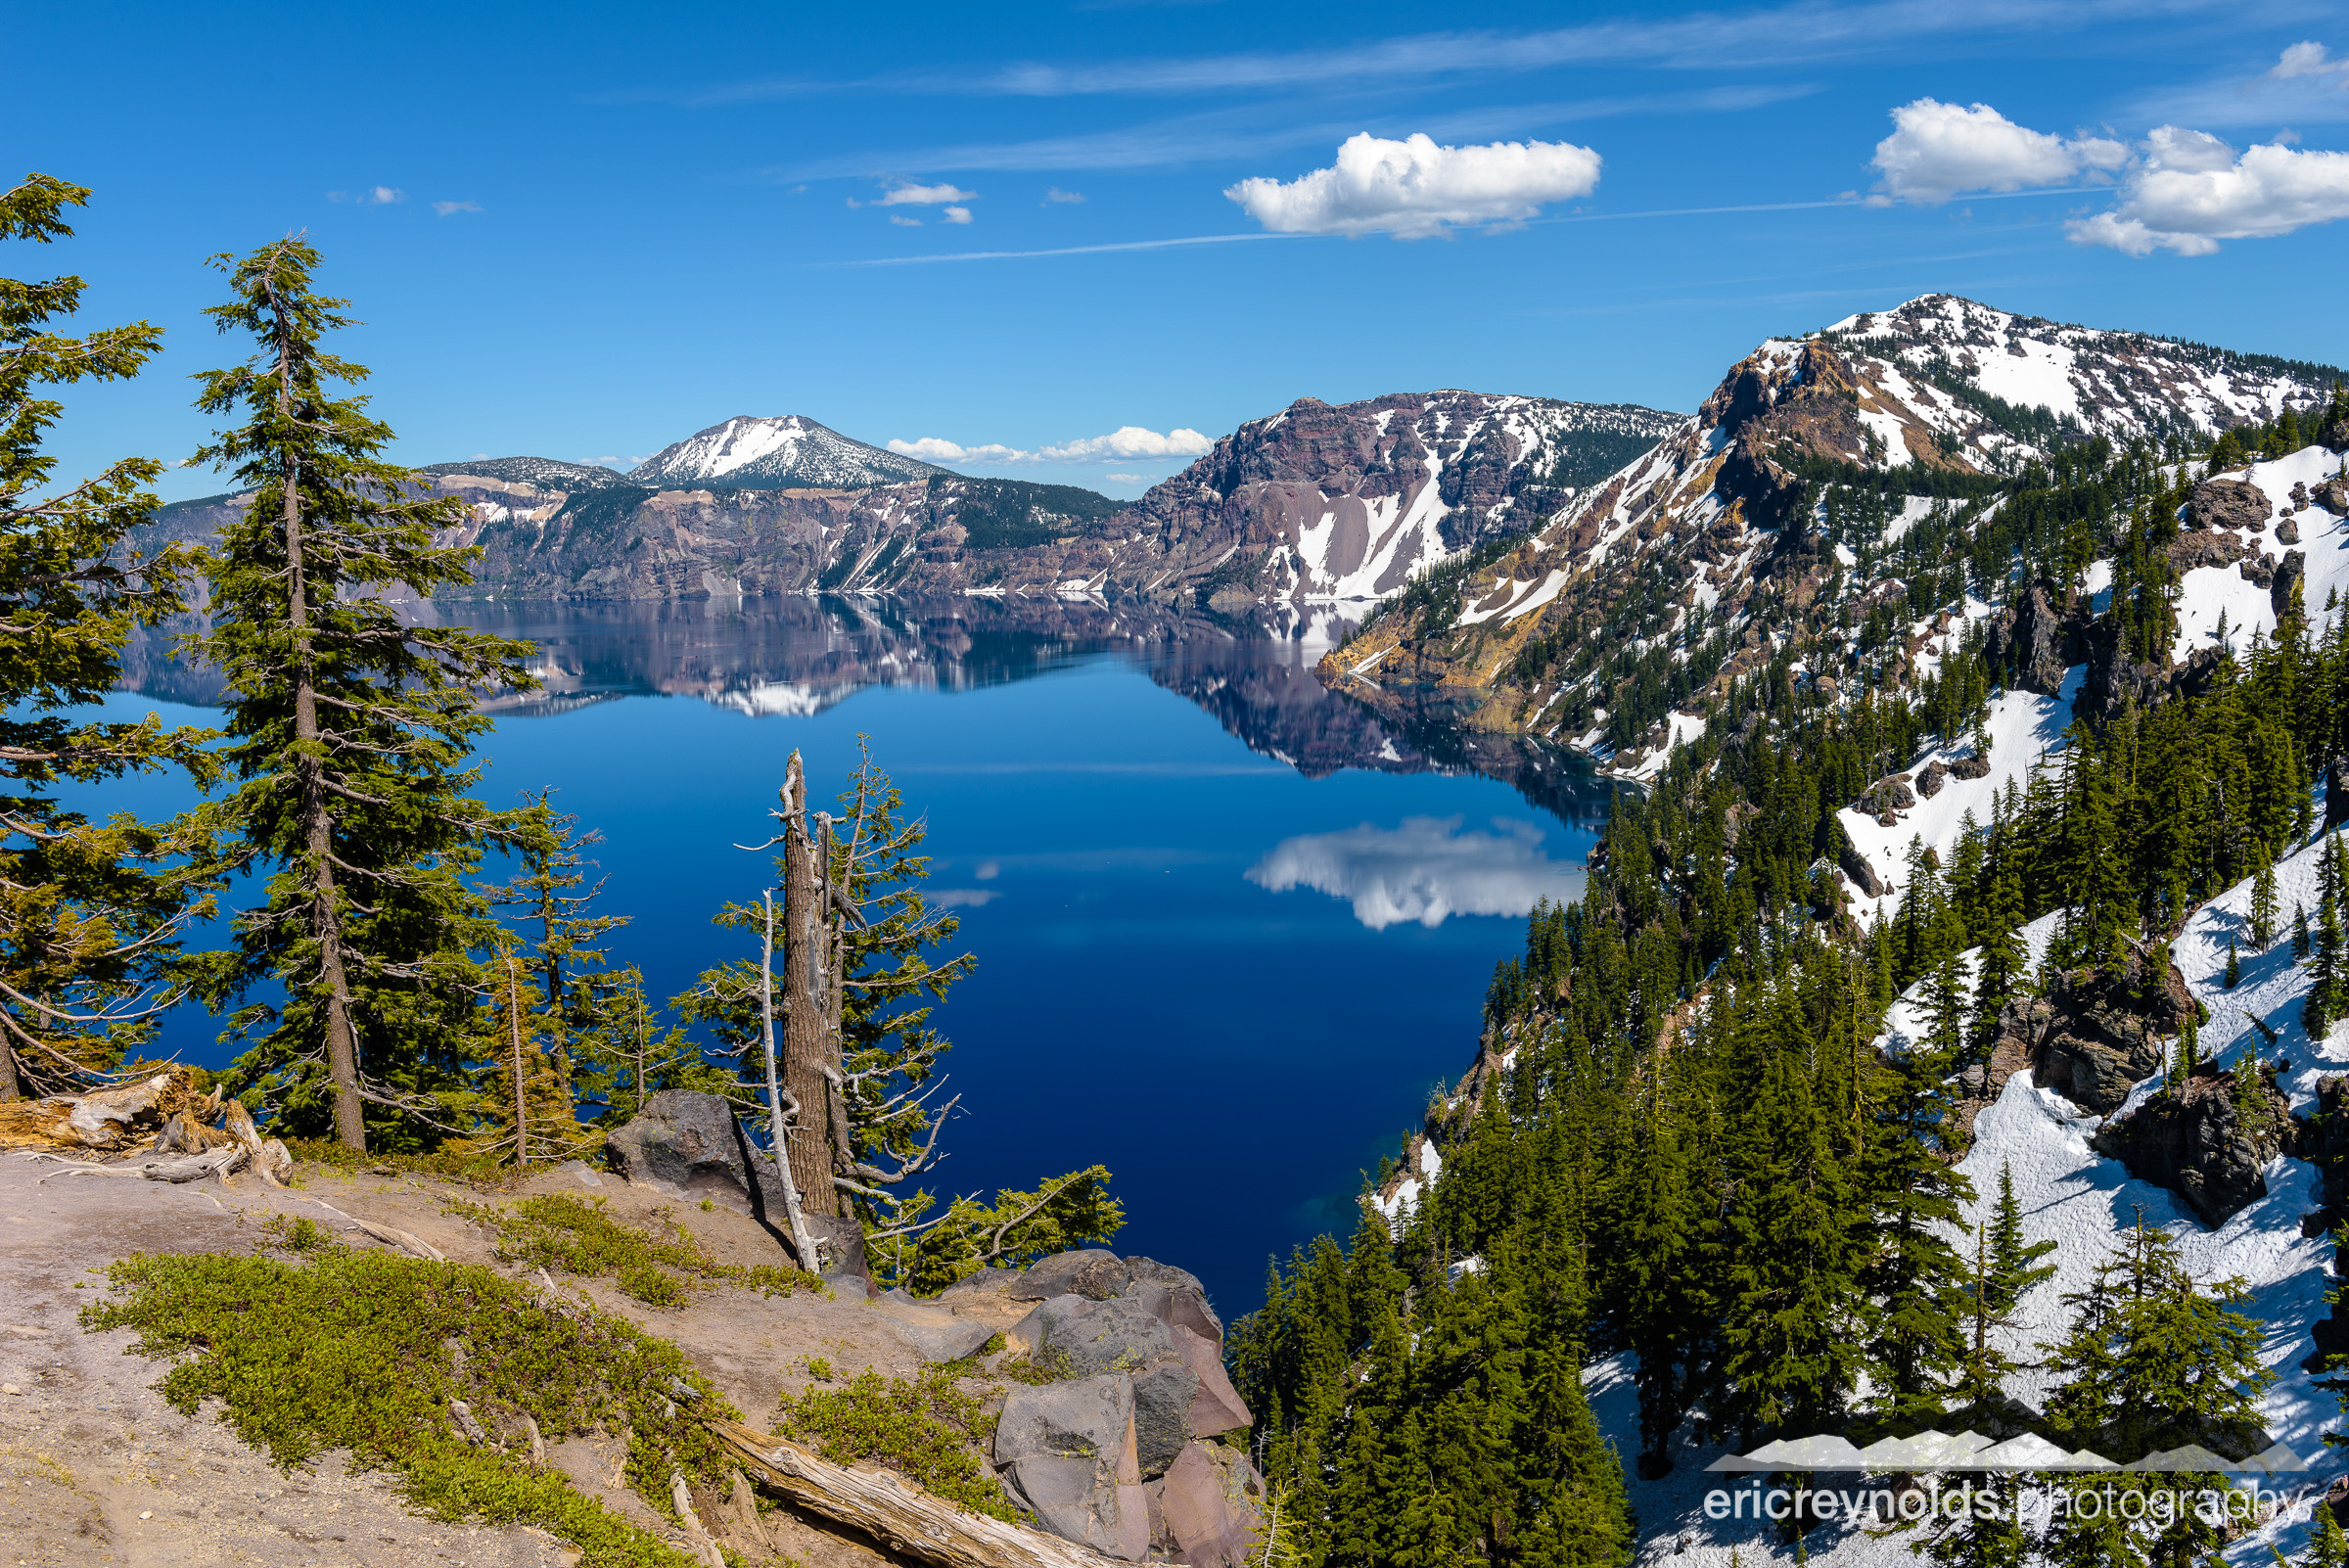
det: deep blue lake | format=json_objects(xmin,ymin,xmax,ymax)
[{"xmin": 107, "ymin": 595, "xmax": 1606, "ymax": 1314}]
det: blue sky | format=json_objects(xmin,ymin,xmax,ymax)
[{"xmin": 16, "ymin": 0, "xmax": 2349, "ymax": 501}]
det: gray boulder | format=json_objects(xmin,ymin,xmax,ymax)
[
  {"xmin": 2279, "ymin": 516, "xmax": 2302, "ymax": 546},
  {"xmin": 603, "ymin": 1090, "xmax": 867, "ymax": 1286},
  {"xmin": 1010, "ymin": 1249, "xmax": 1129, "ymax": 1302},
  {"xmin": 1015, "ymin": 1294, "xmax": 1252, "ymax": 1477},
  {"xmin": 605, "ymin": 1090, "xmax": 764, "ymax": 1214},
  {"xmin": 1128, "ymin": 1360, "xmax": 1204, "ymax": 1478},
  {"xmin": 995, "ymin": 1376, "xmax": 1149, "ymax": 1561},
  {"xmin": 1000, "ymin": 1456, "xmax": 1150, "ymax": 1562},
  {"xmin": 2317, "ymin": 478, "xmax": 2349, "ymax": 516}
]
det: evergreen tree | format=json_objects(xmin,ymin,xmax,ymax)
[
  {"xmin": 1718, "ymin": 983, "xmax": 1868, "ymax": 1439},
  {"xmin": 0, "ymin": 173, "xmax": 216, "ymax": 1098},
  {"xmin": 2249, "ymin": 847, "xmax": 2280, "ymax": 949},
  {"xmin": 188, "ymin": 238, "xmax": 535, "ymax": 1150},
  {"xmin": 2226, "ymin": 937, "xmax": 2241, "ymax": 989},
  {"xmin": 2039, "ymin": 1220, "xmax": 2272, "ymax": 1568},
  {"xmin": 2299, "ymin": 902, "xmax": 2315, "ymax": 961},
  {"xmin": 1984, "ymin": 1162, "xmax": 2055, "ymax": 1314},
  {"xmin": 2306, "ymin": 1507, "xmax": 2349, "ymax": 1568}
]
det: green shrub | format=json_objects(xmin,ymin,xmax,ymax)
[
  {"xmin": 773, "ymin": 1366, "xmax": 1011, "ymax": 1520},
  {"xmin": 450, "ymin": 1193, "xmax": 821, "ymax": 1301},
  {"xmin": 258, "ymin": 1214, "xmax": 332, "ymax": 1253},
  {"xmin": 81, "ymin": 1248, "xmax": 740, "ymax": 1567}
]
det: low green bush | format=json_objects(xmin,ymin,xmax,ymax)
[
  {"xmin": 82, "ymin": 1247, "xmax": 741, "ymax": 1567},
  {"xmin": 450, "ymin": 1193, "xmax": 822, "ymax": 1301},
  {"xmin": 773, "ymin": 1365, "xmax": 1011, "ymax": 1520}
]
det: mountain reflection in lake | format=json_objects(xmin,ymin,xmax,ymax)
[{"xmin": 114, "ymin": 594, "xmax": 1608, "ymax": 1310}]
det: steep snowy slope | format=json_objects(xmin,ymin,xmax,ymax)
[
  {"xmin": 630, "ymin": 414, "xmax": 951, "ymax": 489},
  {"xmin": 1322, "ymin": 296, "xmax": 2345, "ymax": 778}
]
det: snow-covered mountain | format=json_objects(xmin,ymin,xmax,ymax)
[
  {"xmin": 1812, "ymin": 295, "xmax": 2338, "ymax": 473},
  {"xmin": 1322, "ymin": 295, "xmax": 2345, "ymax": 772},
  {"xmin": 1123, "ymin": 391, "xmax": 1681, "ymax": 602},
  {"xmin": 628, "ymin": 414, "xmax": 951, "ymax": 489}
]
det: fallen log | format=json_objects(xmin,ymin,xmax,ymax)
[
  {"xmin": 703, "ymin": 1415, "xmax": 1120, "ymax": 1568},
  {"xmin": 0, "ymin": 1068, "xmax": 208, "ymax": 1152},
  {"xmin": 142, "ymin": 1144, "xmax": 247, "ymax": 1184}
]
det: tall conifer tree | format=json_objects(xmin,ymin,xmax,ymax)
[
  {"xmin": 189, "ymin": 238, "xmax": 534, "ymax": 1150},
  {"xmin": 0, "ymin": 174, "xmax": 216, "ymax": 1097}
]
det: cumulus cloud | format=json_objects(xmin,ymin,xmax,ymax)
[
  {"xmin": 1036, "ymin": 426, "xmax": 1211, "ymax": 462},
  {"xmin": 889, "ymin": 213, "xmax": 923, "ymax": 227},
  {"xmin": 1869, "ymin": 99, "xmax": 2126, "ymax": 204},
  {"xmin": 1246, "ymin": 815, "xmax": 1582, "ymax": 931},
  {"xmin": 942, "ymin": 205, "xmax": 973, "ymax": 223},
  {"xmin": 2067, "ymin": 126, "xmax": 2349, "ymax": 254},
  {"xmin": 1105, "ymin": 472, "xmax": 1152, "ymax": 484},
  {"xmin": 1225, "ymin": 131, "xmax": 1600, "ymax": 239},
  {"xmin": 876, "ymin": 181, "xmax": 977, "ymax": 206},
  {"xmin": 1043, "ymin": 186, "xmax": 1085, "ymax": 203},
  {"xmin": 432, "ymin": 200, "xmax": 483, "ymax": 216},
  {"xmin": 886, "ymin": 426, "xmax": 1211, "ymax": 466},
  {"xmin": 328, "ymin": 186, "xmax": 407, "ymax": 206},
  {"xmin": 2271, "ymin": 41, "xmax": 2349, "ymax": 81}
]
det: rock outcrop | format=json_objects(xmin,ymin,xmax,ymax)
[
  {"xmin": 2277, "ymin": 548, "xmax": 2308, "ymax": 619},
  {"xmin": 2025, "ymin": 950, "xmax": 2199, "ymax": 1115},
  {"xmin": 2090, "ymin": 1065, "xmax": 2288, "ymax": 1227},
  {"xmin": 912, "ymin": 1248, "xmax": 1264, "ymax": 1562},
  {"xmin": 2190, "ymin": 478, "xmax": 2272, "ymax": 532},
  {"xmin": 1986, "ymin": 584, "xmax": 2073, "ymax": 696}
]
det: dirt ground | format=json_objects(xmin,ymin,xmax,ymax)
[{"xmin": 0, "ymin": 1150, "xmax": 1013, "ymax": 1568}]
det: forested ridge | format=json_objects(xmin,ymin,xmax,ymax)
[{"xmin": 1232, "ymin": 396, "xmax": 2349, "ymax": 1566}]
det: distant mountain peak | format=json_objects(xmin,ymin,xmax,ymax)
[
  {"xmin": 415, "ymin": 456, "xmax": 634, "ymax": 489},
  {"xmin": 629, "ymin": 415, "xmax": 952, "ymax": 490}
]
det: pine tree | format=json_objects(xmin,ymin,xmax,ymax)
[
  {"xmin": 188, "ymin": 238, "xmax": 535, "ymax": 1150},
  {"xmin": 2227, "ymin": 936, "xmax": 2242, "ymax": 988},
  {"xmin": 2312, "ymin": 839, "xmax": 2347, "ymax": 1041},
  {"xmin": 0, "ymin": 174, "xmax": 216, "ymax": 1098},
  {"xmin": 1984, "ymin": 1162, "xmax": 2055, "ymax": 1314},
  {"xmin": 2299, "ymin": 902, "xmax": 2314, "ymax": 961},
  {"xmin": 2250, "ymin": 847, "xmax": 2280, "ymax": 949},
  {"xmin": 479, "ymin": 792, "xmax": 629, "ymax": 1121},
  {"xmin": 2040, "ymin": 1219, "xmax": 2272, "ymax": 1567},
  {"xmin": 2307, "ymin": 1506, "xmax": 2349, "ymax": 1568}
]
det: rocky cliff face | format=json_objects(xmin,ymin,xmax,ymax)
[
  {"xmin": 1316, "ymin": 295, "xmax": 2344, "ymax": 774},
  {"xmin": 139, "ymin": 392, "xmax": 1679, "ymax": 611}
]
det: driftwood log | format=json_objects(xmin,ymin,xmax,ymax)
[
  {"xmin": 703, "ymin": 1415, "xmax": 1120, "ymax": 1568},
  {"xmin": 0, "ymin": 1068, "xmax": 210, "ymax": 1152}
]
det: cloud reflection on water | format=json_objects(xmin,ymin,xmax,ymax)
[{"xmin": 1246, "ymin": 814, "xmax": 1583, "ymax": 930}]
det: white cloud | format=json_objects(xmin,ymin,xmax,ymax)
[
  {"xmin": 876, "ymin": 181, "xmax": 977, "ymax": 206},
  {"xmin": 1246, "ymin": 815, "xmax": 1582, "ymax": 930},
  {"xmin": 1869, "ymin": 99, "xmax": 2126, "ymax": 204},
  {"xmin": 928, "ymin": 888, "xmax": 998, "ymax": 908},
  {"xmin": 1043, "ymin": 186, "xmax": 1085, "ymax": 203},
  {"xmin": 328, "ymin": 186, "xmax": 407, "ymax": 206},
  {"xmin": 1105, "ymin": 472, "xmax": 1153, "ymax": 484},
  {"xmin": 1226, "ymin": 131, "xmax": 1600, "ymax": 238},
  {"xmin": 2068, "ymin": 126, "xmax": 2349, "ymax": 254},
  {"xmin": 887, "ymin": 427, "xmax": 1211, "ymax": 466},
  {"xmin": 942, "ymin": 205, "xmax": 973, "ymax": 223},
  {"xmin": 2271, "ymin": 41, "xmax": 2349, "ymax": 81},
  {"xmin": 889, "ymin": 213, "xmax": 923, "ymax": 227},
  {"xmin": 432, "ymin": 200, "xmax": 483, "ymax": 216},
  {"xmin": 1036, "ymin": 426, "xmax": 1212, "ymax": 462}
]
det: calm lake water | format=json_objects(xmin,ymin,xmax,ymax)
[{"xmin": 111, "ymin": 595, "xmax": 1607, "ymax": 1313}]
